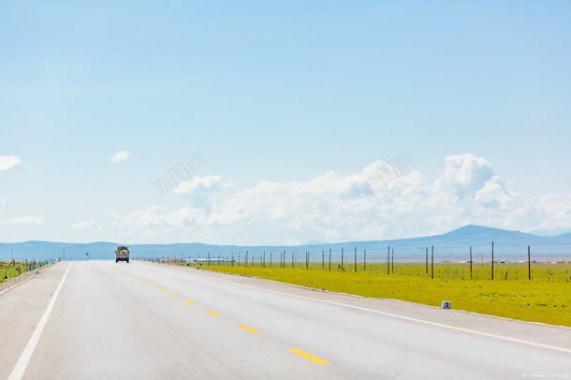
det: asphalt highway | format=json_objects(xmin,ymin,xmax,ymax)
[{"xmin": 0, "ymin": 261, "xmax": 569, "ymax": 379}]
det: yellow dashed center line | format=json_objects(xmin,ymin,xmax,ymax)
[
  {"xmin": 239, "ymin": 324, "xmax": 260, "ymax": 334},
  {"xmin": 126, "ymin": 273, "xmax": 328, "ymax": 368},
  {"xmin": 289, "ymin": 348, "xmax": 329, "ymax": 365},
  {"xmin": 124, "ymin": 271, "xmax": 330, "ymax": 368}
]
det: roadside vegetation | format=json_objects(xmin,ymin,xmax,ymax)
[
  {"xmin": 0, "ymin": 260, "xmax": 49, "ymax": 283},
  {"xmin": 179, "ymin": 261, "xmax": 571, "ymax": 327}
]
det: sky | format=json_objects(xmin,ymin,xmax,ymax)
[{"xmin": 1, "ymin": 1, "xmax": 570, "ymax": 244}]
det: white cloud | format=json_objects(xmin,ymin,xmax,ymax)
[
  {"xmin": 0, "ymin": 216, "xmax": 42, "ymax": 225},
  {"xmin": 110, "ymin": 150, "xmax": 130, "ymax": 163},
  {"xmin": 72, "ymin": 219, "xmax": 95, "ymax": 231},
  {"xmin": 434, "ymin": 153, "xmax": 495, "ymax": 197},
  {"xmin": 174, "ymin": 176, "xmax": 224, "ymax": 194},
  {"xmin": 0, "ymin": 156, "xmax": 21, "ymax": 171},
  {"xmin": 536, "ymin": 192, "xmax": 571, "ymax": 230},
  {"xmin": 71, "ymin": 154, "xmax": 571, "ymax": 244},
  {"xmin": 173, "ymin": 176, "xmax": 233, "ymax": 210}
]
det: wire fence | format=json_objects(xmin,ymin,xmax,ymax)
[{"xmin": 140, "ymin": 243, "xmax": 571, "ymax": 283}]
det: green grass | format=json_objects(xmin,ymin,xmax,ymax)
[{"xmin": 192, "ymin": 262, "xmax": 571, "ymax": 327}]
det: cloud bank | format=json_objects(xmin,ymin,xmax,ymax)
[{"xmin": 72, "ymin": 154, "xmax": 571, "ymax": 244}]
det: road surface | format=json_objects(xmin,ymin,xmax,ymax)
[{"xmin": 0, "ymin": 261, "xmax": 569, "ymax": 379}]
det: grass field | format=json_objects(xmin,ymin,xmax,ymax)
[{"xmin": 191, "ymin": 261, "xmax": 571, "ymax": 327}]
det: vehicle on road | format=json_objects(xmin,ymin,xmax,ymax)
[{"xmin": 115, "ymin": 246, "xmax": 130, "ymax": 263}]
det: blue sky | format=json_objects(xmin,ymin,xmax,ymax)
[{"xmin": 1, "ymin": 1, "xmax": 570, "ymax": 244}]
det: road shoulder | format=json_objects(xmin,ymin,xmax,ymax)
[{"xmin": 0, "ymin": 263, "xmax": 69, "ymax": 380}]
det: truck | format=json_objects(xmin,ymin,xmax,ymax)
[{"xmin": 115, "ymin": 246, "xmax": 130, "ymax": 263}]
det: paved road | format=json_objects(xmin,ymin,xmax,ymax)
[{"xmin": 0, "ymin": 261, "xmax": 570, "ymax": 379}]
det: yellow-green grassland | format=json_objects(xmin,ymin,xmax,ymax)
[{"xmin": 198, "ymin": 262, "xmax": 571, "ymax": 327}]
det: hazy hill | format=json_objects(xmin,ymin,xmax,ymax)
[{"xmin": 1, "ymin": 225, "xmax": 570, "ymax": 262}]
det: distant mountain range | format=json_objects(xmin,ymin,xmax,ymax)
[{"xmin": 1, "ymin": 225, "xmax": 570, "ymax": 262}]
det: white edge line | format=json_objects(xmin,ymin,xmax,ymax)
[
  {"xmin": 206, "ymin": 274, "xmax": 571, "ymax": 355},
  {"xmin": 8, "ymin": 263, "xmax": 72, "ymax": 380}
]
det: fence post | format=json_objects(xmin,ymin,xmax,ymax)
[
  {"xmin": 431, "ymin": 246, "xmax": 434, "ymax": 279},
  {"xmin": 328, "ymin": 249, "xmax": 332, "ymax": 271},
  {"xmin": 528, "ymin": 245, "xmax": 531, "ymax": 280},
  {"xmin": 491, "ymin": 241, "xmax": 495, "ymax": 280},
  {"xmin": 470, "ymin": 246, "xmax": 473, "ymax": 280},
  {"xmin": 364, "ymin": 249, "xmax": 367, "ymax": 271},
  {"xmin": 341, "ymin": 248, "xmax": 344, "ymax": 271},
  {"xmin": 387, "ymin": 246, "xmax": 390, "ymax": 275}
]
